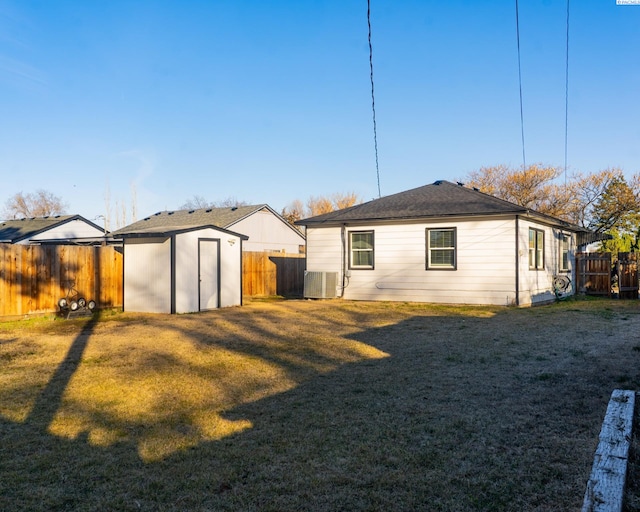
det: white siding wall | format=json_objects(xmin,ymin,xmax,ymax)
[
  {"xmin": 174, "ymin": 231, "xmax": 201, "ymax": 314},
  {"xmin": 517, "ymin": 218, "xmax": 576, "ymax": 306},
  {"xmin": 124, "ymin": 237, "xmax": 172, "ymax": 313},
  {"xmin": 306, "ymin": 219, "xmax": 519, "ymax": 305},
  {"xmin": 232, "ymin": 209, "xmax": 304, "ymax": 253},
  {"xmin": 219, "ymin": 231, "xmax": 243, "ymax": 307},
  {"xmin": 174, "ymin": 228, "xmax": 243, "ymax": 312},
  {"xmin": 26, "ymin": 219, "xmax": 104, "ymax": 243}
]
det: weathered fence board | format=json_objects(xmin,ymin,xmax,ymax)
[
  {"xmin": 576, "ymin": 253, "xmax": 612, "ymax": 297},
  {"xmin": 0, "ymin": 244, "xmax": 123, "ymax": 317},
  {"xmin": 582, "ymin": 389, "xmax": 635, "ymax": 512},
  {"xmin": 242, "ymin": 251, "xmax": 305, "ymax": 297},
  {"xmin": 617, "ymin": 252, "xmax": 638, "ymax": 300}
]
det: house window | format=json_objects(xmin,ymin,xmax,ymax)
[
  {"xmin": 350, "ymin": 231, "xmax": 374, "ymax": 269},
  {"xmin": 427, "ymin": 228, "xmax": 456, "ymax": 269},
  {"xmin": 560, "ymin": 234, "xmax": 570, "ymax": 271},
  {"xmin": 529, "ymin": 228, "xmax": 545, "ymax": 270}
]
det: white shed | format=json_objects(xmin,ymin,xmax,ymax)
[
  {"xmin": 114, "ymin": 204, "xmax": 304, "ymax": 254},
  {"xmin": 118, "ymin": 224, "xmax": 247, "ymax": 314},
  {"xmin": 297, "ymin": 180, "xmax": 593, "ymax": 307}
]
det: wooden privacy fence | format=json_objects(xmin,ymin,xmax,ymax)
[
  {"xmin": 576, "ymin": 252, "xmax": 639, "ymax": 299},
  {"xmin": 616, "ymin": 252, "xmax": 639, "ymax": 299},
  {"xmin": 242, "ymin": 251, "xmax": 305, "ymax": 298},
  {"xmin": 0, "ymin": 244, "xmax": 123, "ymax": 317},
  {"xmin": 0, "ymin": 246, "xmax": 305, "ymax": 318},
  {"xmin": 576, "ymin": 252, "xmax": 612, "ymax": 297}
]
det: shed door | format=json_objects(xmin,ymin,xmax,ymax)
[{"xmin": 199, "ymin": 239, "xmax": 220, "ymax": 310}]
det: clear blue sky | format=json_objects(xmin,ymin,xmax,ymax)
[{"xmin": 1, "ymin": 0, "xmax": 639, "ymax": 225}]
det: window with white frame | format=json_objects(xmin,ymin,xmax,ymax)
[
  {"xmin": 349, "ymin": 231, "xmax": 374, "ymax": 269},
  {"xmin": 560, "ymin": 234, "xmax": 571, "ymax": 271},
  {"xmin": 529, "ymin": 228, "xmax": 544, "ymax": 270},
  {"xmin": 427, "ymin": 228, "xmax": 456, "ymax": 269}
]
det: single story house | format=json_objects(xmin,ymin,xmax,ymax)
[
  {"xmin": 0, "ymin": 215, "xmax": 106, "ymax": 244},
  {"xmin": 114, "ymin": 204, "xmax": 305, "ymax": 253},
  {"xmin": 296, "ymin": 180, "xmax": 593, "ymax": 306},
  {"xmin": 113, "ymin": 223, "xmax": 247, "ymax": 314}
]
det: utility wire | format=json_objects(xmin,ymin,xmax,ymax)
[
  {"xmin": 367, "ymin": 0, "xmax": 381, "ymax": 198},
  {"xmin": 515, "ymin": 0, "xmax": 526, "ymax": 170},
  {"xmin": 564, "ymin": 0, "xmax": 570, "ymax": 185}
]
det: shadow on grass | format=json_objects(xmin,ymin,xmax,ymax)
[
  {"xmin": 24, "ymin": 317, "xmax": 97, "ymax": 430},
  {"xmin": 2, "ymin": 301, "xmax": 640, "ymax": 511}
]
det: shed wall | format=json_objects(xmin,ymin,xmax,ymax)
[
  {"xmin": 173, "ymin": 228, "xmax": 242, "ymax": 312},
  {"xmin": 123, "ymin": 237, "xmax": 171, "ymax": 313}
]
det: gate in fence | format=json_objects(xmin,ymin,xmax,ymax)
[{"xmin": 576, "ymin": 252, "xmax": 638, "ymax": 299}]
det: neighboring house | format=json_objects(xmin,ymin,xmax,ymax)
[
  {"xmin": 114, "ymin": 204, "xmax": 305, "ymax": 253},
  {"xmin": 296, "ymin": 180, "xmax": 593, "ymax": 306},
  {"xmin": 113, "ymin": 223, "xmax": 248, "ymax": 314},
  {"xmin": 0, "ymin": 215, "xmax": 106, "ymax": 244}
]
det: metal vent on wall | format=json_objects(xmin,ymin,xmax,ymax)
[{"xmin": 304, "ymin": 271, "xmax": 338, "ymax": 299}]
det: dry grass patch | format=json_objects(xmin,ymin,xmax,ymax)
[{"xmin": 1, "ymin": 298, "xmax": 640, "ymax": 511}]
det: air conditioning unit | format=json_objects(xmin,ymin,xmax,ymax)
[{"xmin": 304, "ymin": 271, "xmax": 338, "ymax": 299}]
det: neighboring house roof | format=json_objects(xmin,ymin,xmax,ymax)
[
  {"xmin": 0, "ymin": 215, "xmax": 105, "ymax": 243},
  {"xmin": 296, "ymin": 180, "xmax": 588, "ymax": 232},
  {"xmin": 112, "ymin": 204, "xmax": 301, "ymax": 239}
]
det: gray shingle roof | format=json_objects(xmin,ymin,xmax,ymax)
[
  {"xmin": 296, "ymin": 180, "xmax": 584, "ymax": 230},
  {"xmin": 111, "ymin": 204, "xmax": 270, "ymax": 236},
  {"xmin": 0, "ymin": 215, "xmax": 95, "ymax": 243}
]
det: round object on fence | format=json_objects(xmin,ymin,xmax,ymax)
[
  {"xmin": 87, "ymin": 300, "xmax": 96, "ymax": 310},
  {"xmin": 58, "ymin": 298, "xmax": 68, "ymax": 309},
  {"xmin": 70, "ymin": 300, "xmax": 79, "ymax": 311},
  {"xmin": 78, "ymin": 298, "xmax": 86, "ymax": 308}
]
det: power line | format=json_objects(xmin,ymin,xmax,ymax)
[
  {"xmin": 564, "ymin": 0, "xmax": 570, "ymax": 185},
  {"xmin": 367, "ymin": 0, "xmax": 381, "ymax": 198},
  {"xmin": 515, "ymin": 0, "xmax": 526, "ymax": 170}
]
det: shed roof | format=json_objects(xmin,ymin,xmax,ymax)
[
  {"xmin": 112, "ymin": 204, "xmax": 302, "ymax": 238},
  {"xmin": 115, "ymin": 223, "xmax": 249, "ymax": 239},
  {"xmin": 296, "ymin": 180, "xmax": 587, "ymax": 232},
  {"xmin": 0, "ymin": 215, "xmax": 104, "ymax": 243}
]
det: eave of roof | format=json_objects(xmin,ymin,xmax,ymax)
[{"xmin": 117, "ymin": 224, "xmax": 249, "ymax": 240}]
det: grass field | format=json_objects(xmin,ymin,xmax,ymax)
[{"xmin": 1, "ymin": 297, "xmax": 640, "ymax": 511}]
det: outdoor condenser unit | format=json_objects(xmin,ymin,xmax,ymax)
[{"xmin": 303, "ymin": 271, "xmax": 338, "ymax": 299}]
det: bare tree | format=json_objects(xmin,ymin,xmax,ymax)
[
  {"xmin": 104, "ymin": 182, "xmax": 112, "ymax": 232},
  {"xmin": 2, "ymin": 190, "xmax": 68, "ymax": 219},
  {"xmin": 130, "ymin": 182, "xmax": 138, "ymax": 223},
  {"xmin": 464, "ymin": 165, "xmax": 640, "ymax": 238},
  {"xmin": 465, "ymin": 164, "xmax": 564, "ymax": 216},
  {"xmin": 332, "ymin": 192, "xmax": 360, "ymax": 210},
  {"xmin": 307, "ymin": 196, "xmax": 334, "ymax": 217},
  {"xmin": 281, "ymin": 192, "xmax": 363, "ymax": 225},
  {"xmin": 180, "ymin": 196, "xmax": 248, "ymax": 210},
  {"xmin": 180, "ymin": 195, "xmax": 215, "ymax": 210},
  {"xmin": 281, "ymin": 199, "xmax": 305, "ymax": 225}
]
